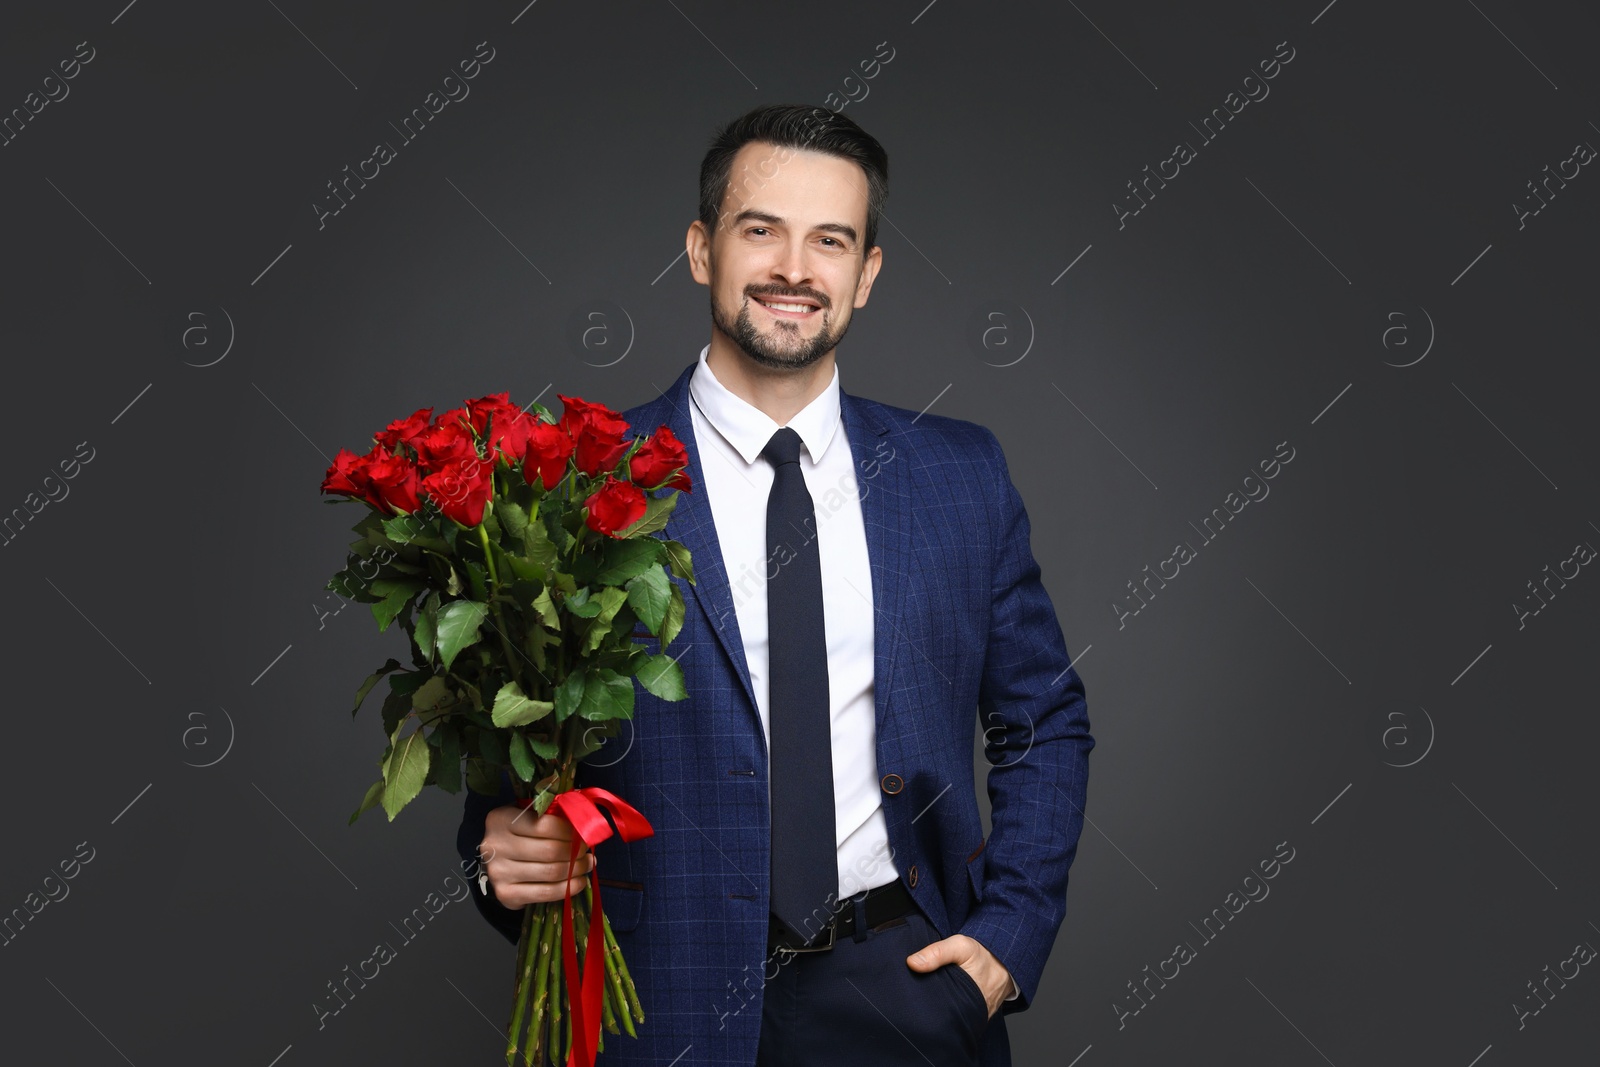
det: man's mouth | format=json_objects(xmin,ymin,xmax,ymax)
[{"xmin": 754, "ymin": 296, "xmax": 821, "ymax": 318}]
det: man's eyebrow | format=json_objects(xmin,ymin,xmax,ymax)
[{"xmin": 728, "ymin": 209, "xmax": 858, "ymax": 245}]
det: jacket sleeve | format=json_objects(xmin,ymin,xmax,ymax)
[
  {"xmin": 456, "ymin": 769, "xmax": 526, "ymax": 946},
  {"xmin": 957, "ymin": 426, "xmax": 1094, "ymax": 1016}
]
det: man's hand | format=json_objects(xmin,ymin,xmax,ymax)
[
  {"xmin": 478, "ymin": 804, "xmax": 596, "ymax": 908},
  {"xmin": 906, "ymin": 933, "xmax": 1013, "ymax": 1020}
]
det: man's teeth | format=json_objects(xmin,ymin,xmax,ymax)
[{"xmin": 759, "ymin": 299, "xmax": 815, "ymax": 313}]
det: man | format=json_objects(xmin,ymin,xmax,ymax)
[{"xmin": 458, "ymin": 103, "xmax": 1092, "ymax": 1066}]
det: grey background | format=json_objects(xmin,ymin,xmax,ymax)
[{"xmin": 2, "ymin": 0, "xmax": 1596, "ymax": 1064}]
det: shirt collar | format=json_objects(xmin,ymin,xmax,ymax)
[{"xmin": 688, "ymin": 343, "xmax": 842, "ymax": 466}]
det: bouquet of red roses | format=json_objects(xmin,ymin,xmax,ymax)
[{"xmin": 320, "ymin": 391, "xmax": 693, "ymax": 1066}]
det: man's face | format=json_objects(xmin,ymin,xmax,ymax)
[{"xmin": 690, "ymin": 141, "xmax": 882, "ymax": 371}]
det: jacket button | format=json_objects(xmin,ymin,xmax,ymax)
[
  {"xmin": 880, "ymin": 773, "xmax": 903, "ymax": 795},
  {"xmin": 908, "ymin": 865, "xmax": 919, "ymax": 887}
]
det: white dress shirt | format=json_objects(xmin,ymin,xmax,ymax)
[{"xmin": 687, "ymin": 344, "xmax": 898, "ymax": 901}]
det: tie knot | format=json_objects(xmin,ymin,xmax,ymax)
[{"xmin": 761, "ymin": 426, "xmax": 804, "ymax": 468}]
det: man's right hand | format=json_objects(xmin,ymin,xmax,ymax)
[{"xmin": 478, "ymin": 804, "xmax": 597, "ymax": 908}]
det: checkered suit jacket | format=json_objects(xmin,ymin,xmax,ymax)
[{"xmin": 457, "ymin": 360, "xmax": 1093, "ymax": 1065}]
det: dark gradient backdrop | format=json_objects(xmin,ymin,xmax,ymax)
[{"xmin": 2, "ymin": 1, "xmax": 1596, "ymax": 1065}]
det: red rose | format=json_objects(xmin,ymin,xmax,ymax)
[
  {"xmin": 522, "ymin": 419, "xmax": 575, "ymax": 491},
  {"xmin": 325, "ymin": 444, "xmax": 395, "ymax": 511},
  {"xmin": 413, "ymin": 409, "xmax": 478, "ymax": 471},
  {"xmin": 421, "ymin": 455, "xmax": 495, "ymax": 527},
  {"xmin": 321, "ymin": 447, "xmax": 376, "ymax": 503},
  {"xmin": 556, "ymin": 394, "xmax": 623, "ymax": 436},
  {"xmin": 558, "ymin": 394, "xmax": 631, "ymax": 477},
  {"xmin": 374, "ymin": 407, "xmax": 434, "ymax": 453},
  {"xmin": 467, "ymin": 392, "xmax": 535, "ymax": 464},
  {"xmin": 629, "ymin": 425, "xmax": 692, "ymax": 492},
  {"xmin": 364, "ymin": 449, "xmax": 423, "ymax": 515},
  {"xmin": 584, "ymin": 476, "xmax": 647, "ymax": 538}
]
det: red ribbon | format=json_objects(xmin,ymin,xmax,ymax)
[{"xmin": 516, "ymin": 787, "xmax": 653, "ymax": 1067}]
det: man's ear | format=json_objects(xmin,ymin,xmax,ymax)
[
  {"xmin": 687, "ymin": 220, "xmax": 712, "ymax": 287},
  {"xmin": 853, "ymin": 244, "xmax": 883, "ymax": 308}
]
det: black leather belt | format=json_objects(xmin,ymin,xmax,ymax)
[{"xmin": 767, "ymin": 878, "xmax": 916, "ymax": 955}]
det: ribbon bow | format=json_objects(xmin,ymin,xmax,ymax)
[{"xmin": 516, "ymin": 787, "xmax": 653, "ymax": 1067}]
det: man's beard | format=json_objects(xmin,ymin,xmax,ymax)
[{"xmin": 710, "ymin": 287, "xmax": 850, "ymax": 371}]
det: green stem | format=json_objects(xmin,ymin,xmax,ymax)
[
  {"xmin": 504, "ymin": 902, "xmax": 538, "ymax": 1065},
  {"xmin": 582, "ymin": 879, "xmax": 638, "ymax": 1038},
  {"xmin": 604, "ymin": 910, "xmax": 645, "ymax": 1026},
  {"xmin": 547, "ymin": 902, "xmax": 564, "ymax": 1064},
  {"xmin": 476, "ymin": 522, "xmax": 533, "ymax": 712},
  {"xmin": 475, "ymin": 522, "xmax": 501, "ymax": 587},
  {"xmin": 526, "ymin": 903, "xmax": 558, "ymax": 1067}
]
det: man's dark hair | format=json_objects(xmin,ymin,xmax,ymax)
[{"xmin": 699, "ymin": 103, "xmax": 889, "ymax": 253}]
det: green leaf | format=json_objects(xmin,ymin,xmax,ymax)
[
  {"xmin": 594, "ymin": 539, "xmax": 662, "ymax": 585},
  {"xmin": 505, "ymin": 555, "xmax": 544, "ymax": 583},
  {"xmin": 617, "ymin": 492, "xmax": 678, "ymax": 538},
  {"xmin": 660, "ymin": 584, "xmax": 686, "ymax": 649},
  {"xmin": 388, "ymin": 669, "xmax": 428, "ymax": 696},
  {"xmin": 508, "ymin": 730, "xmax": 537, "ymax": 782},
  {"xmin": 531, "ymin": 586, "xmax": 560, "ymax": 630},
  {"xmin": 465, "ymin": 759, "xmax": 502, "ymax": 796},
  {"xmin": 636, "ymin": 652, "xmax": 687, "ymax": 700},
  {"xmin": 435, "ymin": 726, "xmax": 461, "ymax": 794},
  {"xmin": 554, "ymin": 668, "xmax": 587, "ymax": 722},
  {"xmin": 571, "ymin": 721, "xmax": 616, "ymax": 760},
  {"xmin": 626, "ymin": 565, "xmax": 671, "ymax": 633},
  {"xmin": 381, "ymin": 728, "xmax": 432, "ymax": 820},
  {"xmin": 382, "ymin": 514, "xmax": 448, "ymax": 551},
  {"xmin": 352, "ymin": 658, "xmax": 403, "ymax": 717},
  {"xmin": 370, "ymin": 578, "xmax": 425, "ymax": 633},
  {"xmin": 661, "ymin": 539, "xmax": 696, "ymax": 585},
  {"xmin": 381, "ymin": 686, "xmax": 412, "ymax": 737},
  {"xmin": 462, "ymin": 559, "xmax": 489, "ymax": 601},
  {"xmin": 583, "ymin": 586, "xmax": 631, "ymax": 654},
  {"xmin": 379, "ymin": 514, "xmax": 416, "ymax": 541},
  {"xmin": 348, "ymin": 779, "xmax": 385, "ymax": 824},
  {"xmin": 328, "ymin": 568, "xmax": 380, "ymax": 603},
  {"xmin": 414, "ymin": 594, "xmax": 439, "ymax": 663},
  {"xmin": 351, "ymin": 510, "xmax": 385, "ymax": 538},
  {"xmin": 412, "ymin": 674, "xmax": 455, "ymax": 725},
  {"xmin": 493, "ymin": 500, "xmax": 529, "ymax": 540},
  {"xmin": 435, "ymin": 600, "xmax": 489, "ymax": 671},
  {"xmin": 539, "ymin": 496, "xmax": 574, "ymax": 554},
  {"xmin": 476, "ymin": 727, "xmax": 506, "ymax": 766},
  {"xmin": 523, "ymin": 512, "xmax": 558, "ymax": 569},
  {"xmin": 526, "ymin": 732, "xmax": 560, "ymax": 760},
  {"xmin": 578, "ymin": 667, "xmax": 635, "ymax": 721},
  {"xmin": 491, "ymin": 680, "xmax": 555, "ymax": 728},
  {"xmin": 566, "ymin": 588, "xmax": 603, "ymax": 618}
]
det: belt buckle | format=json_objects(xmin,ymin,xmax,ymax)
[{"xmin": 774, "ymin": 919, "xmax": 836, "ymax": 960}]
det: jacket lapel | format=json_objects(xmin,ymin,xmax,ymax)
[
  {"xmin": 653, "ymin": 365, "xmax": 762, "ymax": 732},
  {"xmin": 839, "ymin": 390, "xmax": 908, "ymax": 740},
  {"xmin": 650, "ymin": 365, "xmax": 912, "ymax": 746}
]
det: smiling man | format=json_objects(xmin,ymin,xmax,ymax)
[{"xmin": 460, "ymin": 103, "xmax": 1093, "ymax": 1067}]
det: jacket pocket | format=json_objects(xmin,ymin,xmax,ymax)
[
  {"xmin": 965, "ymin": 837, "xmax": 986, "ymax": 904},
  {"xmin": 592, "ymin": 832, "xmax": 643, "ymax": 932}
]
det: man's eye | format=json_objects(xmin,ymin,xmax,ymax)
[{"xmin": 748, "ymin": 227, "xmax": 771, "ymax": 236}]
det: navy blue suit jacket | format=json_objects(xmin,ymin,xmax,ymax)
[{"xmin": 457, "ymin": 360, "xmax": 1093, "ymax": 1065}]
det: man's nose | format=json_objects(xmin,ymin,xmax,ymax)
[{"xmin": 770, "ymin": 239, "xmax": 815, "ymax": 287}]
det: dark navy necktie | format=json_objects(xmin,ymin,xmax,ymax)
[{"xmin": 761, "ymin": 426, "xmax": 837, "ymax": 943}]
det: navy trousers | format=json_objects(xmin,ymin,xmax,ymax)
[{"xmin": 755, "ymin": 895, "xmax": 994, "ymax": 1066}]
